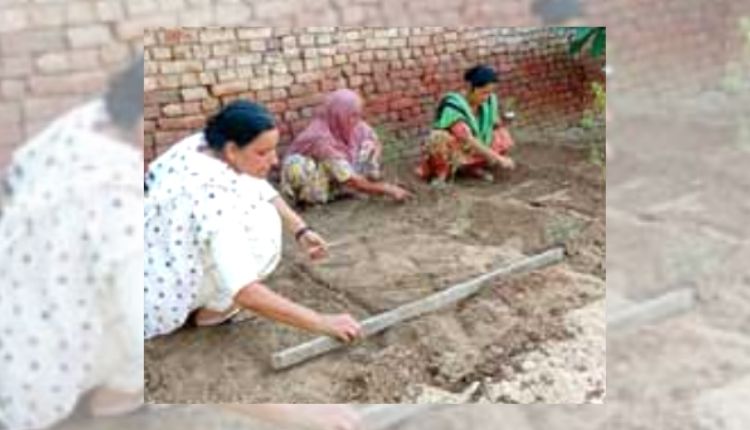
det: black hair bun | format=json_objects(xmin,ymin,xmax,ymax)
[{"xmin": 464, "ymin": 65, "xmax": 499, "ymax": 88}]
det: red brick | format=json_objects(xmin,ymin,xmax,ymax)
[
  {"xmin": 122, "ymin": 16, "xmax": 178, "ymax": 41},
  {"xmin": 221, "ymin": 94, "xmax": 240, "ymax": 105},
  {"xmin": 144, "ymin": 104, "xmax": 160, "ymax": 120},
  {"xmin": 1, "ymin": 80, "xmax": 25, "ymax": 99},
  {"xmin": 235, "ymin": 54, "xmax": 263, "ymax": 66},
  {"xmin": 144, "ymin": 77, "xmax": 157, "ymax": 92},
  {"xmin": 217, "ymin": 69, "xmax": 238, "ymax": 82},
  {"xmin": 35, "ymin": 52, "xmax": 69, "ymax": 74},
  {"xmin": 0, "ymin": 122, "xmax": 23, "ymax": 148},
  {"xmin": 29, "ymin": 72, "xmax": 108, "ymax": 96},
  {"xmin": 348, "ymin": 75, "xmax": 364, "ymax": 87},
  {"xmin": 272, "ymin": 74, "xmax": 294, "ymax": 88},
  {"xmin": 144, "ymin": 120, "xmax": 156, "ymax": 133},
  {"xmin": 183, "ymin": 102, "xmax": 202, "ymax": 115},
  {"xmin": 160, "ymin": 61, "xmax": 203, "ymax": 75},
  {"xmin": 161, "ymin": 104, "xmax": 183, "ymax": 117},
  {"xmin": 211, "ymin": 81, "xmax": 249, "ymax": 97},
  {"xmin": 255, "ymin": 89, "xmax": 273, "ymax": 102},
  {"xmin": 320, "ymin": 79, "xmax": 338, "ymax": 92},
  {"xmin": 266, "ymin": 101, "xmax": 287, "ymax": 114},
  {"xmin": 390, "ymin": 97, "xmax": 417, "ymax": 110},
  {"xmin": 145, "ymin": 89, "xmax": 181, "ymax": 105},
  {"xmin": 204, "ymin": 59, "xmax": 226, "ymax": 70},
  {"xmin": 181, "ymin": 87, "xmax": 209, "ymax": 101},
  {"xmin": 70, "ymin": 49, "xmax": 102, "ymax": 71},
  {"xmin": 198, "ymin": 72, "xmax": 216, "ymax": 85},
  {"xmin": 283, "ymin": 110, "xmax": 300, "ymax": 122},
  {"xmin": 237, "ymin": 91, "xmax": 257, "ymax": 100},
  {"xmin": 180, "ymin": 73, "xmax": 200, "ymax": 87},
  {"xmin": 372, "ymin": 63, "xmax": 389, "ymax": 74},
  {"xmin": 295, "ymin": 71, "xmax": 319, "ymax": 84},
  {"xmin": 287, "ymin": 97, "xmax": 305, "ymax": 110},
  {"xmin": 66, "ymin": 2, "xmax": 97, "ymax": 24},
  {"xmin": 156, "ymin": 75, "xmax": 181, "ymax": 89},
  {"xmin": 212, "ymin": 43, "xmax": 235, "ymax": 57},
  {"xmin": 201, "ymin": 98, "xmax": 220, "ymax": 113},
  {"xmin": 151, "ymin": 47, "xmax": 172, "ymax": 61},
  {"xmin": 160, "ymin": 29, "xmax": 197, "ymax": 45},
  {"xmin": 158, "ymin": 115, "xmax": 206, "ymax": 131},
  {"xmin": 125, "ymin": 0, "xmax": 159, "ymax": 16},
  {"xmin": 1, "ymin": 30, "xmax": 65, "ymax": 55},
  {"xmin": 1, "ymin": 56, "xmax": 32, "ymax": 78},
  {"xmin": 368, "ymin": 100, "xmax": 389, "ymax": 115},
  {"xmin": 289, "ymin": 83, "xmax": 308, "ymax": 97},
  {"xmin": 0, "ymin": 8, "xmax": 29, "ymax": 33},
  {"xmin": 191, "ymin": 45, "xmax": 211, "ymax": 60},
  {"xmin": 67, "ymin": 25, "xmax": 113, "ymax": 48},
  {"xmin": 237, "ymin": 28, "xmax": 272, "ymax": 40},
  {"xmin": 199, "ymin": 28, "xmax": 235, "ymax": 44},
  {"xmin": 95, "ymin": 1, "xmax": 125, "ymax": 22},
  {"xmin": 0, "ymin": 103, "xmax": 21, "ymax": 127},
  {"xmin": 356, "ymin": 63, "xmax": 372, "ymax": 74}
]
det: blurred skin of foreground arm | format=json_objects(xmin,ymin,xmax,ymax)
[
  {"xmin": 212, "ymin": 126, "xmax": 362, "ymax": 343},
  {"xmin": 222, "ymin": 404, "xmax": 364, "ymax": 430}
]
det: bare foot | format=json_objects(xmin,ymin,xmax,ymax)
[
  {"xmin": 193, "ymin": 306, "xmax": 241, "ymax": 326},
  {"xmin": 88, "ymin": 387, "xmax": 143, "ymax": 417}
]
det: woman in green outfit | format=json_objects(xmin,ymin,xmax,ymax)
[{"xmin": 416, "ymin": 65, "xmax": 516, "ymax": 184}]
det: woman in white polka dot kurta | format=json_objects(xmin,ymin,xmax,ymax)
[
  {"xmin": 0, "ymin": 59, "xmax": 144, "ymax": 429},
  {"xmin": 144, "ymin": 101, "xmax": 363, "ymax": 345}
]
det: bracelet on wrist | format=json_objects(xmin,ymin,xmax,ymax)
[{"xmin": 295, "ymin": 226, "xmax": 312, "ymax": 242}]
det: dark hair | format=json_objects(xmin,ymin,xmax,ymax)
[
  {"xmin": 105, "ymin": 54, "xmax": 144, "ymax": 131},
  {"xmin": 532, "ymin": 0, "xmax": 582, "ymax": 25},
  {"xmin": 204, "ymin": 100, "xmax": 276, "ymax": 151},
  {"xmin": 464, "ymin": 65, "xmax": 499, "ymax": 89}
]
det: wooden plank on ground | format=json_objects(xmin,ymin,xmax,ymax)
[{"xmin": 271, "ymin": 247, "xmax": 565, "ymax": 370}]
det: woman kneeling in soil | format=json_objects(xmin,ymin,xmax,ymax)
[
  {"xmin": 416, "ymin": 64, "xmax": 516, "ymax": 185},
  {"xmin": 144, "ymin": 100, "xmax": 362, "ymax": 343},
  {"xmin": 281, "ymin": 89, "xmax": 411, "ymax": 205}
]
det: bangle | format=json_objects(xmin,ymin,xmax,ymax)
[{"xmin": 295, "ymin": 226, "xmax": 312, "ymax": 242}]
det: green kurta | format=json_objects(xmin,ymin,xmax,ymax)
[{"xmin": 433, "ymin": 92, "xmax": 499, "ymax": 146}]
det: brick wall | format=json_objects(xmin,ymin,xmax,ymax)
[
  {"xmin": 143, "ymin": 27, "xmax": 603, "ymax": 162},
  {"xmin": 1, "ymin": 0, "xmax": 749, "ymax": 168},
  {"xmin": 589, "ymin": 0, "xmax": 750, "ymax": 97}
]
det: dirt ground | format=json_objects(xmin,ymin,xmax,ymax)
[{"xmin": 145, "ymin": 131, "xmax": 606, "ymax": 404}]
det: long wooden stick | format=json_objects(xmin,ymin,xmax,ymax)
[
  {"xmin": 271, "ymin": 247, "xmax": 565, "ymax": 370},
  {"xmin": 608, "ymin": 287, "xmax": 696, "ymax": 331}
]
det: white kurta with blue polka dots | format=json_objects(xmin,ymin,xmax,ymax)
[
  {"xmin": 0, "ymin": 100, "xmax": 143, "ymax": 429},
  {"xmin": 144, "ymin": 133, "xmax": 282, "ymax": 340}
]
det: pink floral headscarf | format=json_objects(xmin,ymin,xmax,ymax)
[{"xmin": 286, "ymin": 89, "xmax": 377, "ymax": 163}]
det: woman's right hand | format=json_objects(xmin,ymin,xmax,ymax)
[
  {"xmin": 492, "ymin": 154, "xmax": 515, "ymax": 170},
  {"xmin": 499, "ymin": 156, "xmax": 515, "ymax": 170},
  {"xmin": 318, "ymin": 313, "xmax": 363, "ymax": 342},
  {"xmin": 385, "ymin": 184, "xmax": 412, "ymax": 202}
]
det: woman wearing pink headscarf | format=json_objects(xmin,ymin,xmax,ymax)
[{"xmin": 281, "ymin": 89, "xmax": 411, "ymax": 205}]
